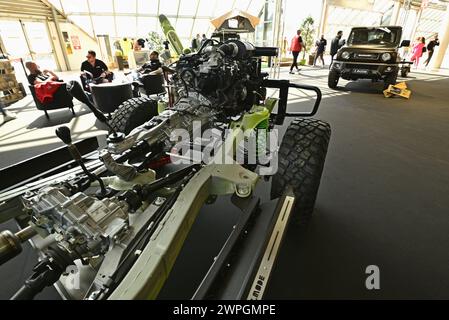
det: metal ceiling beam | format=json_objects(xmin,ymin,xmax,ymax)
[
  {"xmin": 175, "ymin": 0, "xmax": 182, "ymax": 25},
  {"xmin": 246, "ymin": 0, "xmax": 254, "ymax": 12},
  {"xmin": 19, "ymin": 19, "xmax": 34, "ymax": 59},
  {"xmin": 57, "ymin": 12, "xmax": 217, "ymax": 19},
  {"xmin": 0, "ymin": 9, "xmax": 52, "ymax": 17},
  {"xmin": 135, "ymin": 0, "xmax": 139, "ymax": 38},
  {"xmin": 51, "ymin": 6, "xmax": 71, "ymax": 71},
  {"xmin": 86, "ymin": 0, "xmax": 97, "ymax": 37},
  {"xmin": 112, "ymin": 0, "xmax": 118, "ymax": 38},
  {"xmin": 42, "ymin": 0, "xmax": 98, "ymax": 42},
  {"xmin": 157, "ymin": 0, "xmax": 161, "ymax": 17},
  {"xmin": 0, "ymin": 4, "xmax": 51, "ymax": 12},
  {"xmin": 398, "ymin": 0, "xmax": 447, "ymax": 10},
  {"xmin": 189, "ymin": 0, "xmax": 202, "ymax": 40},
  {"xmin": 45, "ymin": 18, "xmax": 62, "ymax": 71}
]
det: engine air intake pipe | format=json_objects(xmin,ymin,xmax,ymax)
[
  {"xmin": 218, "ymin": 41, "xmax": 279, "ymax": 59},
  {"xmin": 254, "ymin": 47, "xmax": 279, "ymax": 57}
]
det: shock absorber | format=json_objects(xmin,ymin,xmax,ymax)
[{"xmin": 256, "ymin": 119, "xmax": 269, "ymax": 162}]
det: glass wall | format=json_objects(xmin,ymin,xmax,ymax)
[
  {"xmin": 325, "ymin": 0, "xmax": 395, "ymax": 44},
  {"xmin": 0, "ymin": 20, "xmax": 29, "ymax": 57},
  {"xmin": 0, "ymin": 20, "xmax": 57, "ymax": 71},
  {"xmin": 23, "ymin": 22, "xmax": 57, "ymax": 70},
  {"xmin": 255, "ymin": 0, "xmax": 274, "ymax": 47},
  {"xmin": 415, "ymin": 8, "xmax": 446, "ymax": 40},
  {"xmin": 48, "ymin": 0, "xmax": 266, "ymax": 48}
]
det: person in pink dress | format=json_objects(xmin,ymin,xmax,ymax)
[{"xmin": 411, "ymin": 37, "xmax": 426, "ymax": 67}]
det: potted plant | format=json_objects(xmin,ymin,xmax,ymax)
[{"xmin": 300, "ymin": 16, "xmax": 316, "ymax": 66}]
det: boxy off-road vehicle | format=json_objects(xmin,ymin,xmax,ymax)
[{"xmin": 328, "ymin": 26, "xmax": 411, "ymax": 90}]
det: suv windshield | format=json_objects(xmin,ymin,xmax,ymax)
[{"xmin": 348, "ymin": 27, "xmax": 401, "ymax": 46}]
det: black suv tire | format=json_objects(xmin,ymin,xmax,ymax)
[
  {"xmin": 384, "ymin": 72, "xmax": 398, "ymax": 90},
  {"xmin": 271, "ymin": 118, "xmax": 331, "ymax": 224},
  {"xmin": 110, "ymin": 97, "xmax": 159, "ymax": 135},
  {"xmin": 328, "ymin": 70, "xmax": 340, "ymax": 89}
]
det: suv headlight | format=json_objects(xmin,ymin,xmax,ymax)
[
  {"xmin": 381, "ymin": 53, "xmax": 392, "ymax": 62},
  {"xmin": 341, "ymin": 51, "xmax": 350, "ymax": 60}
]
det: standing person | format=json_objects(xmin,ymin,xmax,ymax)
[
  {"xmin": 191, "ymin": 34, "xmax": 201, "ymax": 52},
  {"xmin": 330, "ymin": 30, "xmax": 344, "ymax": 68},
  {"xmin": 411, "ymin": 37, "xmax": 426, "ymax": 67},
  {"xmin": 0, "ymin": 101, "xmax": 16, "ymax": 125},
  {"xmin": 289, "ymin": 30, "xmax": 304, "ymax": 74},
  {"xmin": 314, "ymin": 35, "xmax": 327, "ymax": 67},
  {"xmin": 119, "ymin": 38, "xmax": 133, "ymax": 58},
  {"xmin": 200, "ymin": 34, "xmax": 207, "ymax": 47},
  {"xmin": 133, "ymin": 38, "xmax": 146, "ymax": 51},
  {"xmin": 161, "ymin": 40, "xmax": 172, "ymax": 63},
  {"xmin": 424, "ymin": 34, "xmax": 439, "ymax": 67}
]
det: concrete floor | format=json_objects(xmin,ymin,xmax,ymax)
[
  {"xmin": 267, "ymin": 68, "xmax": 449, "ymax": 299},
  {"xmin": 1, "ymin": 66, "xmax": 449, "ymax": 299}
]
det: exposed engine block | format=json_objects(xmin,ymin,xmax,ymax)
[
  {"xmin": 2, "ymin": 39, "xmax": 278, "ymax": 300},
  {"xmin": 172, "ymin": 39, "xmax": 267, "ymax": 116}
]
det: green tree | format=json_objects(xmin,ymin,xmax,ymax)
[
  {"xmin": 147, "ymin": 31, "xmax": 165, "ymax": 53},
  {"xmin": 300, "ymin": 16, "xmax": 315, "ymax": 60}
]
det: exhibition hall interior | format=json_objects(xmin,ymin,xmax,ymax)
[{"xmin": 0, "ymin": 0, "xmax": 448, "ymax": 301}]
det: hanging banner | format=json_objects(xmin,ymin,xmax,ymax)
[{"xmin": 71, "ymin": 35, "xmax": 81, "ymax": 50}]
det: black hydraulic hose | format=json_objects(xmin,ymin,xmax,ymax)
[
  {"xmin": 78, "ymin": 160, "xmax": 107, "ymax": 195},
  {"xmin": 140, "ymin": 164, "xmax": 201, "ymax": 196},
  {"xmin": 179, "ymin": 69, "xmax": 195, "ymax": 96},
  {"xmin": 56, "ymin": 126, "xmax": 108, "ymax": 196},
  {"xmin": 198, "ymin": 39, "xmax": 220, "ymax": 54}
]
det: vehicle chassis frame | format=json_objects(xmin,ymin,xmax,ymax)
[{"xmin": 0, "ymin": 79, "xmax": 321, "ymax": 300}]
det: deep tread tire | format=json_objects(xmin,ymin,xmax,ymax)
[
  {"xmin": 110, "ymin": 97, "xmax": 158, "ymax": 134},
  {"xmin": 384, "ymin": 72, "xmax": 398, "ymax": 90},
  {"xmin": 328, "ymin": 70, "xmax": 339, "ymax": 89},
  {"xmin": 271, "ymin": 118, "xmax": 331, "ymax": 224}
]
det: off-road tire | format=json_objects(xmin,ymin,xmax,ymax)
[
  {"xmin": 400, "ymin": 69, "xmax": 409, "ymax": 78},
  {"xmin": 328, "ymin": 70, "xmax": 339, "ymax": 89},
  {"xmin": 110, "ymin": 97, "xmax": 158, "ymax": 135},
  {"xmin": 384, "ymin": 72, "xmax": 398, "ymax": 90},
  {"xmin": 271, "ymin": 118, "xmax": 331, "ymax": 225}
]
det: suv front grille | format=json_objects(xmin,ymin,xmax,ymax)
[
  {"xmin": 354, "ymin": 53, "xmax": 379, "ymax": 60},
  {"xmin": 344, "ymin": 63, "xmax": 379, "ymax": 70}
]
